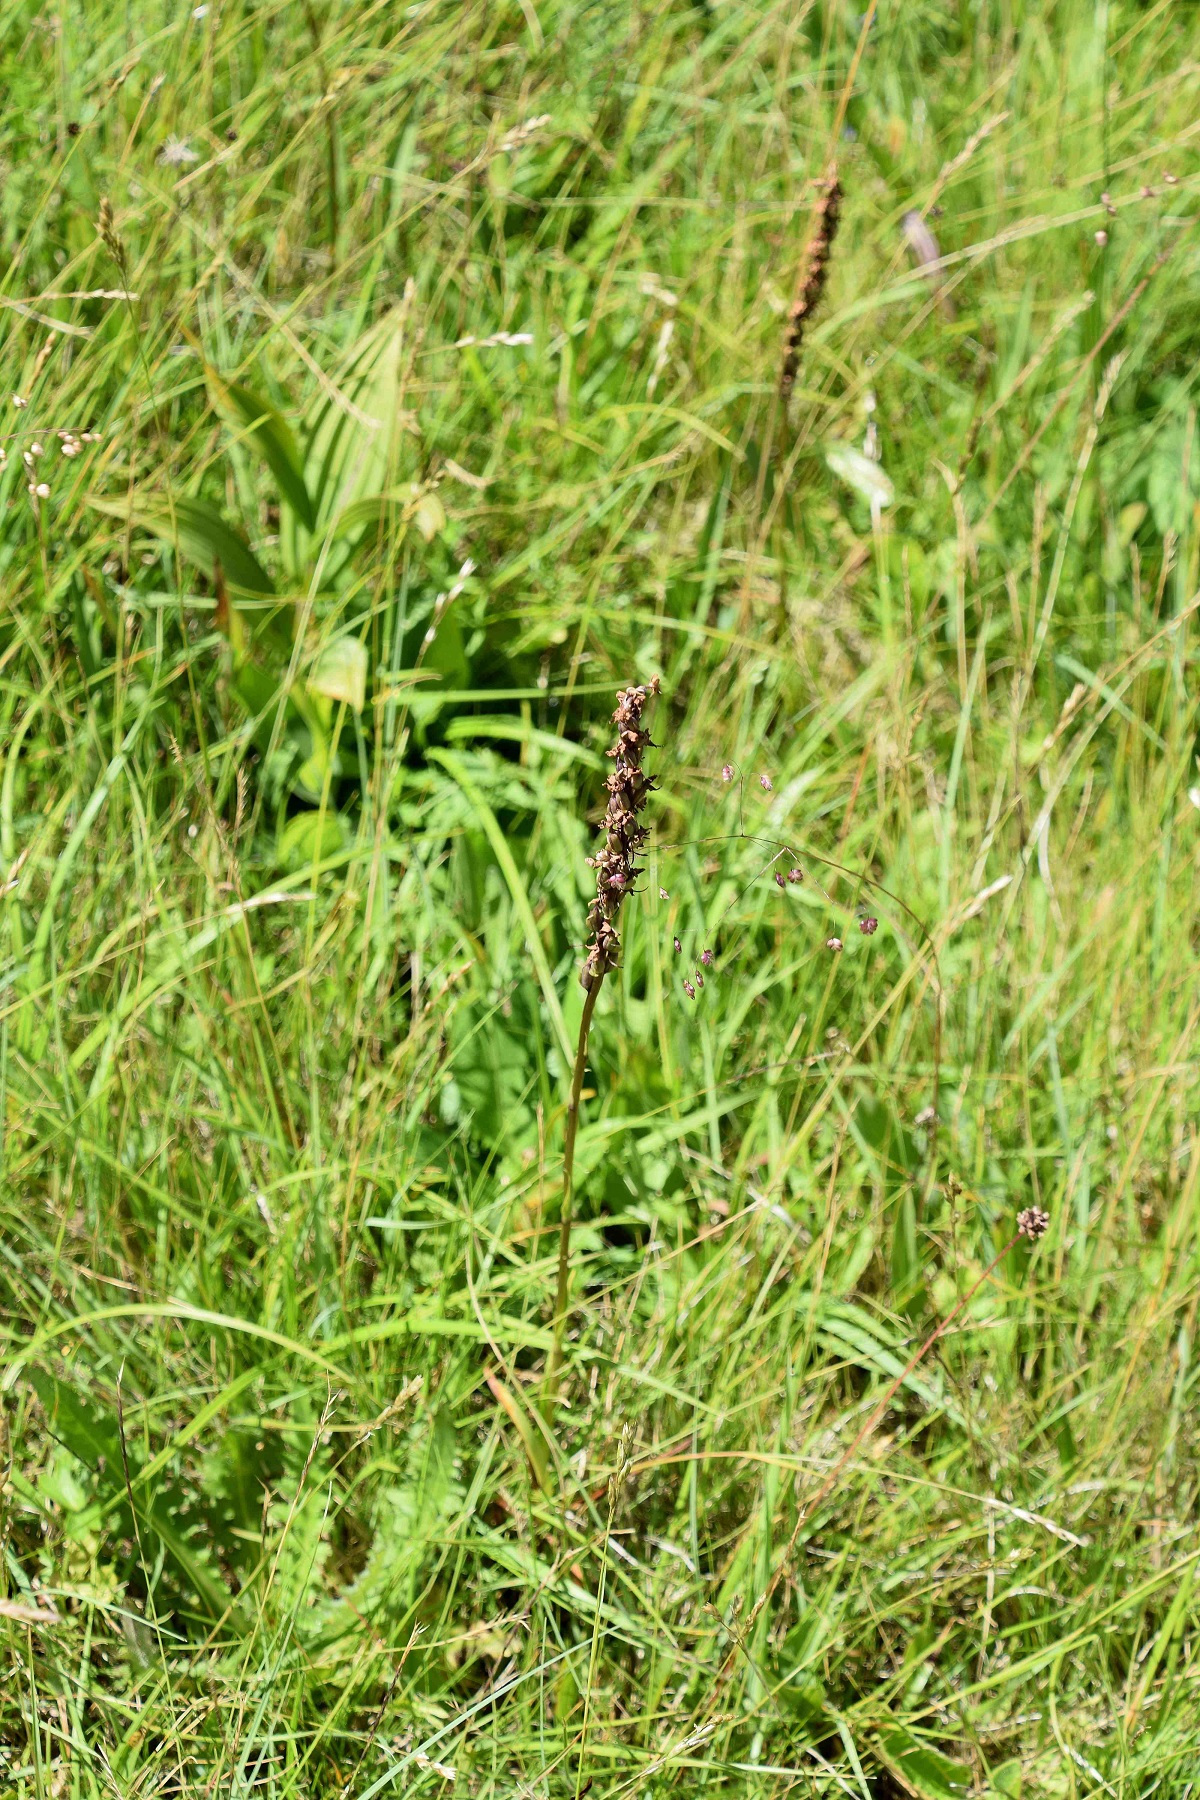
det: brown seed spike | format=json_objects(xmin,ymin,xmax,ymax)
[
  {"xmin": 581, "ymin": 681, "xmax": 660, "ymax": 987},
  {"xmin": 780, "ymin": 163, "xmax": 841, "ymax": 400}
]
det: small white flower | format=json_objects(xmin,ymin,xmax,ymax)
[
  {"xmin": 159, "ymin": 136, "xmax": 199, "ymax": 167},
  {"xmin": 11, "ymin": 394, "xmax": 26, "ymax": 409}
]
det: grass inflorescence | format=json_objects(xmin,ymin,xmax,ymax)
[{"xmin": 1, "ymin": 2, "xmax": 1200, "ymax": 1796}]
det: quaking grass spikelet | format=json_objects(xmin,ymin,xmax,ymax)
[
  {"xmin": 546, "ymin": 678, "xmax": 659, "ymax": 1404},
  {"xmin": 779, "ymin": 162, "xmax": 841, "ymax": 400}
]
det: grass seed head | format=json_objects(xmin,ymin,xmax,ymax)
[
  {"xmin": 97, "ymin": 196, "xmax": 125, "ymax": 265},
  {"xmin": 780, "ymin": 162, "xmax": 841, "ymax": 397},
  {"xmin": 581, "ymin": 678, "xmax": 659, "ymax": 987}
]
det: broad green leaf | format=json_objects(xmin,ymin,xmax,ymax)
[
  {"xmin": 877, "ymin": 1727, "xmax": 972, "ymax": 1799},
  {"xmin": 28, "ymin": 1368, "xmax": 120, "ymax": 1473},
  {"xmin": 329, "ymin": 485, "xmax": 419, "ymax": 542},
  {"xmin": 211, "ymin": 374, "xmax": 316, "ymax": 531},
  {"xmin": 777, "ymin": 1669, "xmax": 827, "ymax": 1726},
  {"xmin": 305, "ymin": 304, "xmax": 413, "ymax": 531},
  {"xmin": 309, "ymin": 635, "xmax": 367, "ymax": 712},
  {"xmin": 88, "ymin": 495, "xmax": 275, "ymax": 595},
  {"xmin": 38, "ymin": 1447, "xmax": 91, "ymax": 1515},
  {"xmin": 428, "ymin": 749, "xmax": 573, "ymax": 1072},
  {"xmin": 28, "ymin": 1371, "xmax": 239, "ymax": 1625},
  {"xmin": 446, "ymin": 1003, "xmax": 535, "ymax": 1148},
  {"xmin": 278, "ymin": 808, "xmax": 346, "ymax": 869}
]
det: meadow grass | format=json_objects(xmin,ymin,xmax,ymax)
[{"xmin": 2, "ymin": 1, "xmax": 1200, "ymax": 1794}]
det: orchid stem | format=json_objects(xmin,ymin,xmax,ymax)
[{"xmin": 545, "ymin": 971, "xmax": 602, "ymax": 1414}]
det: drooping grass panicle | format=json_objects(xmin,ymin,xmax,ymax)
[{"xmin": 779, "ymin": 161, "xmax": 841, "ymax": 399}]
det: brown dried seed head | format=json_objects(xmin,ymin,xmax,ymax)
[
  {"xmin": 780, "ymin": 163, "xmax": 841, "ymax": 398},
  {"xmin": 1017, "ymin": 1205, "xmax": 1050, "ymax": 1241},
  {"xmin": 580, "ymin": 681, "xmax": 660, "ymax": 986}
]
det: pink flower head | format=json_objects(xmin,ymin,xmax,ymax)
[{"xmin": 759, "ymin": 773, "xmax": 772, "ymax": 792}]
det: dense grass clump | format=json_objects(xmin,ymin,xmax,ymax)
[{"xmin": 2, "ymin": 1, "xmax": 1200, "ymax": 1794}]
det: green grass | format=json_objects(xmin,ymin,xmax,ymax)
[{"xmin": 2, "ymin": 0, "xmax": 1200, "ymax": 1793}]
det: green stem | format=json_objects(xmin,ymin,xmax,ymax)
[{"xmin": 545, "ymin": 971, "xmax": 603, "ymax": 1410}]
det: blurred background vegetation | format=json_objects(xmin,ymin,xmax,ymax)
[{"xmin": 1, "ymin": 0, "xmax": 1199, "ymax": 1793}]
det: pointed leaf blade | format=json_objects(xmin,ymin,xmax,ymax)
[
  {"xmin": 877, "ymin": 1728, "xmax": 972, "ymax": 1799},
  {"xmin": 88, "ymin": 496, "xmax": 275, "ymax": 596},
  {"xmin": 213, "ymin": 375, "xmax": 316, "ymax": 531}
]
